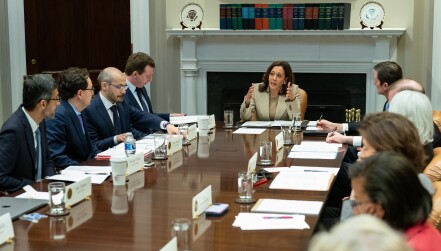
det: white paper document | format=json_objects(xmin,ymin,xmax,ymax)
[
  {"xmin": 251, "ymin": 199, "xmax": 323, "ymax": 215},
  {"xmin": 170, "ymin": 115, "xmax": 199, "ymax": 125},
  {"xmin": 240, "ymin": 121, "xmax": 273, "ymax": 128},
  {"xmin": 263, "ymin": 167, "xmax": 290, "ymax": 173},
  {"xmin": 289, "ymin": 166, "xmax": 340, "ymax": 175},
  {"xmin": 288, "ymin": 151, "xmax": 337, "ymax": 159},
  {"xmin": 291, "ymin": 141, "xmax": 341, "ymax": 153},
  {"xmin": 232, "ymin": 213, "xmax": 310, "ymax": 230},
  {"xmin": 15, "ymin": 185, "xmax": 49, "ymax": 200},
  {"xmin": 269, "ymin": 169, "xmax": 334, "ymax": 191},
  {"xmin": 96, "ymin": 138, "xmax": 154, "ymax": 160},
  {"xmin": 63, "ymin": 165, "xmax": 112, "ymax": 175},
  {"xmin": 233, "ymin": 128, "xmax": 266, "ymax": 135},
  {"xmin": 46, "ymin": 173, "xmax": 109, "ymax": 184}
]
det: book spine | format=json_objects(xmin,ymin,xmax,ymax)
[
  {"xmin": 287, "ymin": 4, "xmax": 293, "ymax": 30},
  {"xmin": 242, "ymin": 4, "xmax": 249, "ymax": 30},
  {"xmin": 298, "ymin": 4, "xmax": 305, "ymax": 30},
  {"xmin": 343, "ymin": 3, "xmax": 351, "ymax": 30},
  {"xmin": 276, "ymin": 4, "xmax": 283, "ymax": 30},
  {"xmin": 324, "ymin": 3, "xmax": 332, "ymax": 30},
  {"xmin": 304, "ymin": 4, "xmax": 313, "ymax": 30},
  {"xmin": 220, "ymin": 4, "xmax": 227, "ymax": 30},
  {"xmin": 231, "ymin": 4, "xmax": 238, "ymax": 30},
  {"xmin": 255, "ymin": 4, "xmax": 262, "ymax": 30},
  {"xmin": 282, "ymin": 3, "xmax": 288, "ymax": 30},
  {"xmin": 293, "ymin": 4, "xmax": 299, "ymax": 30},
  {"xmin": 312, "ymin": 4, "xmax": 319, "ymax": 30},
  {"xmin": 331, "ymin": 3, "xmax": 339, "ymax": 30},
  {"xmin": 226, "ymin": 4, "xmax": 232, "ymax": 29},
  {"xmin": 269, "ymin": 4, "xmax": 276, "ymax": 30},
  {"xmin": 262, "ymin": 4, "xmax": 269, "ymax": 30},
  {"xmin": 249, "ymin": 4, "xmax": 255, "ymax": 30},
  {"xmin": 318, "ymin": 3, "xmax": 326, "ymax": 30},
  {"xmin": 237, "ymin": 4, "xmax": 243, "ymax": 30}
]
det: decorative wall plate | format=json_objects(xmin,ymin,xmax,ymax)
[
  {"xmin": 180, "ymin": 2, "xmax": 204, "ymax": 30},
  {"xmin": 360, "ymin": 1, "xmax": 385, "ymax": 29}
]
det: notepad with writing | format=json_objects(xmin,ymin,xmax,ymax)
[
  {"xmin": 251, "ymin": 199, "xmax": 323, "ymax": 215},
  {"xmin": 269, "ymin": 169, "xmax": 334, "ymax": 191}
]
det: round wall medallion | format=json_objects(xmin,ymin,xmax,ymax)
[
  {"xmin": 360, "ymin": 1, "xmax": 385, "ymax": 29},
  {"xmin": 180, "ymin": 2, "xmax": 204, "ymax": 30}
]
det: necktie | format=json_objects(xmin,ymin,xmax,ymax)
[
  {"xmin": 78, "ymin": 113, "xmax": 85, "ymax": 135},
  {"xmin": 135, "ymin": 88, "xmax": 149, "ymax": 112},
  {"xmin": 110, "ymin": 105, "xmax": 122, "ymax": 134},
  {"xmin": 35, "ymin": 128, "xmax": 42, "ymax": 180}
]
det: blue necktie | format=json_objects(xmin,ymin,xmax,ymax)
[
  {"xmin": 110, "ymin": 105, "xmax": 122, "ymax": 134},
  {"xmin": 78, "ymin": 113, "xmax": 85, "ymax": 135},
  {"xmin": 35, "ymin": 128, "xmax": 42, "ymax": 180},
  {"xmin": 135, "ymin": 88, "xmax": 149, "ymax": 112}
]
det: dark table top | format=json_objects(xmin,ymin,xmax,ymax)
[{"xmin": 8, "ymin": 127, "xmax": 346, "ymax": 251}]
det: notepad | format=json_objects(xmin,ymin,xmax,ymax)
[
  {"xmin": 96, "ymin": 138, "xmax": 154, "ymax": 160},
  {"xmin": 269, "ymin": 169, "xmax": 334, "ymax": 191},
  {"xmin": 251, "ymin": 199, "xmax": 323, "ymax": 215},
  {"xmin": 233, "ymin": 128, "xmax": 266, "ymax": 134}
]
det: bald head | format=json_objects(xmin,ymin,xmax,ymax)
[
  {"xmin": 388, "ymin": 79, "xmax": 424, "ymax": 101},
  {"xmin": 98, "ymin": 67, "xmax": 127, "ymax": 103}
]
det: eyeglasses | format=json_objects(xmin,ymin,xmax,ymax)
[
  {"xmin": 256, "ymin": 169, "xmax": 273, "ymax": 180},
  {"xmin": 47, "ymin": 95, "xmax": 61, "ymax": 102},
  {"xmin": 83, "ymin": 87, "xmax": 95, "ymax": 92},
  {"xmin": 107, "ymin": 83, "xmax": 127, "ymax": 91}
]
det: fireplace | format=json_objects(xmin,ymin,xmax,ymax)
[
  {"xmin": 166, "ymin": 28, "xmax": 405, "ymax": 119},
  {"xmin": 207, "ymin": 72, "xmax": 365, "ymax": 123}
]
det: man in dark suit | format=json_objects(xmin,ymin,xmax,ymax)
[
  {"xmin": 124, "ymin": 52, "xmax": 184, "ymax": 123},
  {"xmin": 46, "ymin": 68, "xmax": 100, "ymax": 169},
  {"xmin": 83, "ymin": 67, "xmax": 178, "ymax": 151},
  {"xmin": 0, "ymin": 74, "xmax": 58, "ymax": 193}
]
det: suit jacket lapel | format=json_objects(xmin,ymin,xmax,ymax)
[
  {"xmin": 94, "ymin": 98, "xmax": 115, "ymax": 136},
  {"xmin": 274, "ymin": 96, "xmax": 286, "ymax": 120},
  {"xmin": 141, "ymin": 87, "xmax": 153, "ymax": 113},
  {"xmin": 125, "ymin": 90, "xmax": 142, "ymax": 110},
  {"xmin": 18, "ymin": 109, "xmax": 37, "ymax": 172},
  {"xmin": 62, "ymin": 101, "xmax": 89, "ymax": 150}
]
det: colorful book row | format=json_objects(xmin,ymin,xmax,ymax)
[{"xmin": 219, "ymin": 3, "xmax": 351, "ymax": 30}]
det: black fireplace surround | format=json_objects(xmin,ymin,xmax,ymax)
[{"xmin": 207, "ymin": 72, "xmax": 366, "ymax": 123}]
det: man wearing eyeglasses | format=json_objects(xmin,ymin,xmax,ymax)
[
  {"xmin": 0, "ymin": 74, "xmax": 58, "ymax": 193},
  {"xmin": 46, "ymin": 67, "xmax": 100, "ymax": 169},
  {"xmin": 83, "ymin": 67, "xmax": 179, "ymax": 151}
]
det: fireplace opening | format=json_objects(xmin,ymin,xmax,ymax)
[{"xmin": 207, "ymin": 72, "xmax": 366, "ymax": 123}]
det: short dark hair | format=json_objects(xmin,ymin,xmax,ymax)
[
  {"xmin": 349, "ymin": 152, "xmax": 432, "ymax": 231},
  {"xmin": 22, "ymin": 74, "xmax": 57, "ymax": 110},
  {"xmin": 124, "ymin": 52, "xmax": 155, "ymax": 75},
  {"xmin": 359, "ymin": 112, "xmax": 426, "ymax": 172},
  {"xmin": 57, "ymin": 67, "xmax": 90, "ymax": 100},
  {"xmin": 373, "ymin": 61, "xmax": 403, "ymax": 86},
  {"xmin": 259, "ymin": 61, "xmax": 295, "ymax": 95}
]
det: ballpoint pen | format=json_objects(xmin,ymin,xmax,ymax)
[
  {"xmin": 318, "ymin": 115, "xmax": 323, "ymax": 122},
  {"xmin": 330, "ymin": 127, "xmax": 338, "ymax": 136},
  {"xmin": 263, "ymin": 216, "xmax": 293, "ymax": 219}
]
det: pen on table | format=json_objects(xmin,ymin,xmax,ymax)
[
  {"xmin": 304, "ymin": 170, "xmax": 327, "ymax": 173},
  {"xmin": 85, "ymin": 172, "xmax": 109, "ymax": 175},
  {"xmin": 330, "ymin": 126, "xmax": 338, "ymax": 136},
  {"xmin": 263, "ymin": 216, "xmax": 293, "ymax": 219},
  {"xmin": 318, "ymin": 114, "xmax": 323, "ymax": 122}
]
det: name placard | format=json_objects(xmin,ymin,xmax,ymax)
[
  {"xmin": 167, "ymin": 151, "xmax": 183, "ymax": 172},
  {"xmin": 65, "ymin": 176, "xmax": 92, "ymax": 208},
  {"xmin": 126, "ymin": 153, "xmax": 144, "ymax": 175},
  {"xmin": 159, "ymin": 236, "xmax": 177, "ymax": 251},
  {"xmin": 275, "ymin": 132, "xmax": 284, "ymax": 150},
  {"xmin": 187, "ymin": 124, "xmax": 197, "ymax": 141},
  {"xmin": 167, "ymin": 135, "xmax": 182, "ymax": 156},
  {"xmin": 0, "ymin": 213, "xmax": 14, "ymax": 246},
  {"xmin": 66, "ymin": 199, "xmax": 93, "ymax": 232},
  {"xmin": 192, "ymin": 185, "xmax": 212, "ymax": 219},
  {"xmin": 208, "ymin": 114, "xmax": 216, "ymax": 129},
  {"xmin": 275, "ymin": 148, "xmax": 284, "ymax": 165},
  {"xmin": 247, "ymin": 152, "xmax": 258, "ymax": 174}
]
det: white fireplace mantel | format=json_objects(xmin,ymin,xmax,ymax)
[{"xmin": 166, "ymin": 28, "xmax": 405, "ymax": 116}]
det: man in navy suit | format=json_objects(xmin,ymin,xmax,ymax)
[
  {"xmin": 0, "ymin": 74, "xmax": 58, "ymax": 193},
  {"xmin": 46, "ymin": 68, "xmax": 100, "ymax": 169},
  {"xmin": 83, "ymin": 67, "xmax": 178, "ymax": 151},
  {"xmin": 124, "ymin": 52, "xmax": 184, "ymax": 124}
]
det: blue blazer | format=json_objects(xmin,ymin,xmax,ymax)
[
  {"xmin": 0, "ymin": 107, "xmax": 55, "ymax": 192},
  {"xmin": 83, "ymin": 95, "xmax": 164, "ymax": 151},
  {"xmin": 124, "ymin": 87, "xmax": 170, "ymax": 121},
  {"xmin": 46, "ymin": 100, "xmax": 100, "ymax": 169}
]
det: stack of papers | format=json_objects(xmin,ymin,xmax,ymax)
[
  {"xmin": 46, "ymin": 165, "xmax": 112, "ymax": 184},
  {"xmin": 232, "ymin": 213, "xmax": 310, "ymax": 230},
  {"xmin": 232, "ymin": 128, "xmax": 267, "ymax": 135},
  {"xmin": 288, "ymin": 141, "xmax": 340, "ymax": 159},
  {"xmin": 241, "ymin": 120, "xmax": 315, "ymax": 128},
  {"xmin": 269, "ymin": 169, "xmax": 334, "ymax": 191},
  {"xmin": 96, "ymin": 138, "xmax": 154, "ymax": 160},
  {"xmin": 170, "ymin": 115, "xmax": 199, "ymax": 124},
  {"xmin": 251, "ymin": 199, "xmax": 323, "ymax": 215},
  {"xmin": 263, "ymin": 166, "xmax": 339, "ymax": 175}
]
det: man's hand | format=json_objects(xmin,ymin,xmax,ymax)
[
  {"xmin": 317, "ymin": 119, "xmax": 342, "ymax": 131},
  {"xmin": 115, "ymin": 133, "xmax": 128, "ymax": 143},
  {"xmin": 326, "ymin": 131, "xmax": 353, "ymax": 144},
  {"xmin": 170, "ymin": 113, "xmax": 186, "ymax": 117},
  {"xmin": 166, "ymin": 124, "xmax": 179, "ymax": 135}
]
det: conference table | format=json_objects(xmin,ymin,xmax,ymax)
[{"xmin": 8, "ymin": 126, "xmax": 346, "ymax": 251}]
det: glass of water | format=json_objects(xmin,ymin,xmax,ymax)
[
  {"xmin": 48, "ymin": 182, "xmax": 67, "ymax": 216},
  {"xmin": 178, "ymin": 124, "xmax": 189, "ymax": 145}
]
